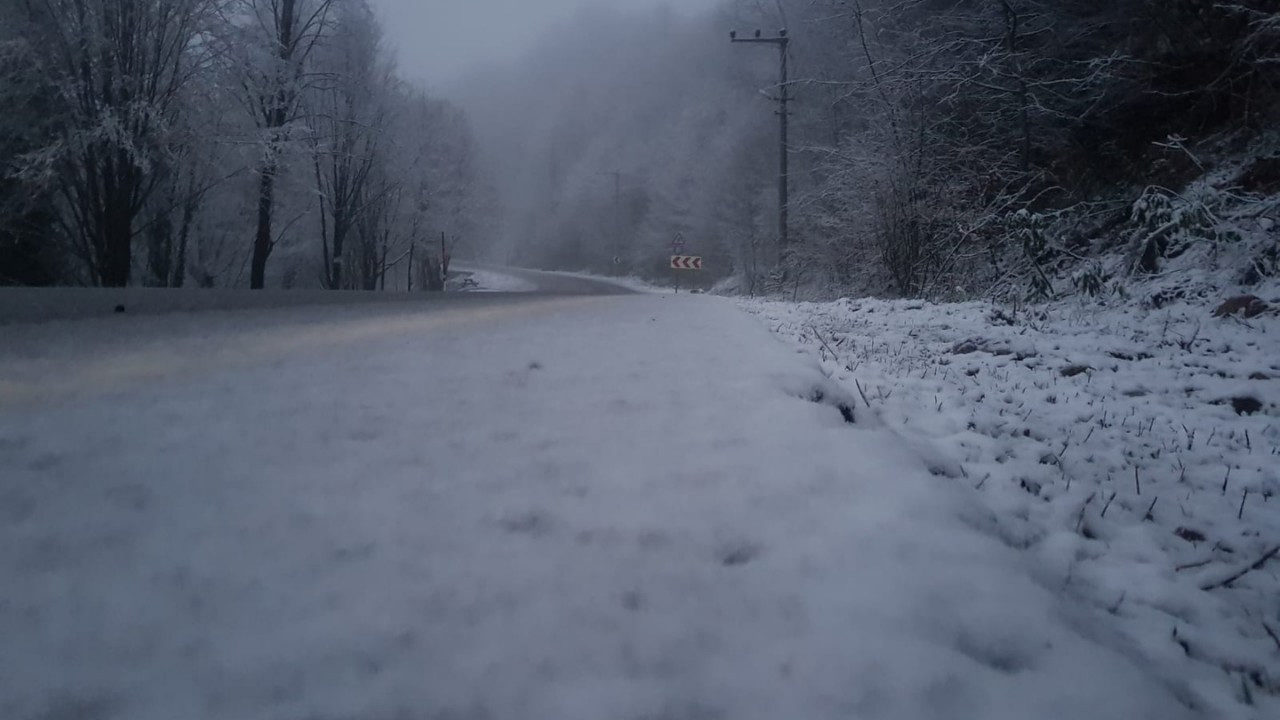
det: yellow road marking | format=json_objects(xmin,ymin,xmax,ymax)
[{"xmin": 0, "ymin": 297, "xmax": 598, "ymax": 409}]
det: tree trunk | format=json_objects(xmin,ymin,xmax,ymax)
[
  {"xmin": 250, "ymin": 0, "xmax": 305, "ymax": 290},
  {"xmin": 251, "ymin": 162, "xmax": 277, "ymax": 289},
  {"xmin": 146, "ymin": 210, "xmax": 173, "ymax": 287},
  {"xmin": 330, "ymin": 220, "xmax": 346, "ymax": 289},
  {"xmin": 423, "ymin": 256, "xmax": 444, "ymax": 291},
  {"xmin": 101, "ymin": 187, "xmax": 134, "ymax": 287},
  {"xmin": 999, "ymin": 0, "xmax": 1032, "ymax": 173},
  {"xmin": 173, "ymin": 191, "xmax": 197, "ymax": 289},
  {"xmin": 379, "ymin": 240, "xmax": 388, "ymax": 291}
]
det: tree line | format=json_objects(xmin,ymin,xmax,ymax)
[
  {"xmin": 0, "ymin": 0, "xmax": 488, "ymax": 289},
  {"xmin": 776, "ymin": 0, "xmax": 1279, "ymax": 299},
  {"xmin": 461, "ymin": 0, "xmax": 1278, "ymax": 298}
]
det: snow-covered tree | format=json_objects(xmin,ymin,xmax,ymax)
[
  {"xmin": 305, "ymin": 0, "xmax": 387, "ymax": 290},
  {"xmin": 232, "ymin": 0, "xmax": 335, "ymax": 289},
  {"xmin": 5, "ymin": 0, "xmax": 227, "ymax": 286}
]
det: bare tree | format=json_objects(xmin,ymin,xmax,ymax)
[
  {"xmin": 305, "ymin": 0, "xmax": 389, "ymax": 290},
  {"xmin": 0, "ymin": 8, "xmax": 61, "ymax": 285},
  {"xmin": 234, "ymin": 0, "xmax": 334, "ymax": 289},
  {"xmin": 382, "ymin": 91, "xmax": 486, "ymax": 288},
  {"xmin": 8, "ymin": 0, "xmax": 225, "ymax": 286}
]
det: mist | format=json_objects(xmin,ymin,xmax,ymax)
[
  {"xmin": 443, "ymin": 1, "xmax": 786, "ymax": 283},
  {"xmin": 371, "ymin": 0, "xmax": 727, "ymax": 88},
  {"xmin": 5, "ymin": 0, "xmax": 1276, "ymax": 300},
  {"xmin": 3, "ymin": 5, "xmax": 1278, "ymax": 717}
]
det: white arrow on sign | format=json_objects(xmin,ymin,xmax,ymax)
[{"xmin": 670, "ymin": 255, "xmax": 703, "ymax": 270}]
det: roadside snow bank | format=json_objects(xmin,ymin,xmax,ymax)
[{"xmin": 741, "ymin": 294, "xmax": 1280, "ymax": 719}]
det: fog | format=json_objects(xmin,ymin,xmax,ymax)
[
  {"xmin": 364, "ymin": 1, "xmax": 769, "ymax": 277},
  {"xmin": 369, "ymin": 0, "xmax": 727, "ymax": 88},
  {"xmin": 3, "ymin": 3, "xmax": 1276, "ymax": 718},
  {"xmin": 384, "ymin": 0, "xmax": 790, "ymax": 280},
  {"xmin": 9, "ymin": 0, "xmax": 1259, "ymax": 303}
]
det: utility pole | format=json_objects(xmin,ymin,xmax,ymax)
[
  {"xmin": 609, "ymin": 171, "xmax": 622, "ymax": 271},
  {"xmin": 600, "ymin": 170, "xmax": 624, "ymax": 273},
  {"xmin": 610, "ymin": 171, "xmax": 622, "ymax": 243},
  {"xmin": 731, "ymin": 28, "xmax": 790, "ymax": 264}
]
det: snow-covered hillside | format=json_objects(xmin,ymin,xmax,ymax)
[{"xmin": 742, "ymin": 293, "xmax": 1280, "ymax": 718}]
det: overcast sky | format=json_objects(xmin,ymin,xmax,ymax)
[{"xmin": 369, "ymin": 0, "xmax": 723, "ymax": 89}]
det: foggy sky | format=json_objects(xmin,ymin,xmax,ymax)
[{"xmin": 369, "ymin": 0, "xmax": 723, "ymax": 89}]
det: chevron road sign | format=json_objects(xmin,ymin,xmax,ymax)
[{"xmin": 670, "ymin": 255, "xmax": 703, "ymax": 270}]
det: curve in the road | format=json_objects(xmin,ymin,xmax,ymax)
[
  {"xmin": 0, "ymin": 269, "xmax": 631, "ymax": 326},
  {"xmin": 458, "ymin": 265, "xmax": 635, "ymax": 296}
]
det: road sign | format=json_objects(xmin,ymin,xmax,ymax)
[
  {"xmin": 671, "ymin": 255, "xmax": 703, "ymax": 270},
  {"xmin": 672, "ymin": 233, "xmax": 686, "ymax": 254}
]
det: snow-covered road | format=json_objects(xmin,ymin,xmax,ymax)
[
  {"xmin": 1, "ymin": 294, "xmax": 1201, "ymax": 720},
  {"xmin": 0, "ymin": 266, "xmax": 628, "ymax": 326}
]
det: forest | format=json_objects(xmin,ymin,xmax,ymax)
[
  {"xmin": 2, "ymin": 0, "xmax": 1278, "ymax": 302},
  {"xmin": 461, "ymin": 0, "xmax": 1280, "ymax": 300},
  {"xmin": 0, "ymin": 0, "xmax": 487, "ymax": 290}
]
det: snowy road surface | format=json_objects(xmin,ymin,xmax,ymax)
[
  {"xmin": 1, "ymin": 293, "xmax": 1202, "ymax": 720},
  {"xmin": 0, "ymin": 266, "xmax": 626, "ymax": 325},
  {"xmin": 450, "ymin": 265, "xmax": 634, "ymax": 295}
]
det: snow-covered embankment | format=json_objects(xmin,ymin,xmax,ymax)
[{"xmin": 743, "ymin": 294, "xmax": 1280, "ymax": 718}]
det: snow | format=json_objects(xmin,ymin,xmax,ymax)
[
  {"xmin": 740, "ymin": 294, "xmax": 1280, "ymax": 719},
  {"xmin": 0, "ymin": 294, "xmax": 1216, "ymax": 720},
  {"xmin": 446, "ymin": 265, "xmax": 643, "ymax": 295},
  {"xmin": 523, "ymin": 268, "xmax": 662, "ymax": 294},
  {"xmin": 451, "ymin": 267, "xmax": 539, "ymax": 293}
]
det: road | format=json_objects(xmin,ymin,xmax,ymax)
[
  {"xmin": 0, "ymin": 267, "xmax": 629, "ymax": 326},
  {"xmin": 457, "ymin": 265, "xmax": 634, "ymax": 295},
  {"xmin": 0, "ymin": 280, "xmax": 1197, "ymax": 720}
]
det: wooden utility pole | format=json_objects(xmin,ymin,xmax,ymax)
[
  {"xmin": 731, "ymin": 28, "xmax": 791, "ymax": 264},
  {"xmin": 603, "ymin": 170, "xmax": 623, "ymax": 271},
  {"xmin": 610, "ymin": 171, "xmax": 621, "ymax": 244}
]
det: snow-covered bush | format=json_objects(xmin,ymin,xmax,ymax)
[
  {"xmin": 1127, "ymin": 187, "xmax": 1241, "ymax": 275},
  {"xmin": 1071, "ymin": 261, "xmax": 1113, "ymax": 298},
  {"xmin": 1005, "ymin": 209, "xmax": 1056, "ymax": 300}
]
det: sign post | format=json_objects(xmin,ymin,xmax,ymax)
[
  {"xmin": 671, "ymin": 234, "xmax": 685, "ymax": 293},
  {"xmin": 670, "ymin": 254, "xmax": 704, "ymax": 294}
]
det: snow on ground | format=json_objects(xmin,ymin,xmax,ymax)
[
  {"xmin": 449, "ymin": 267, "xmax": 539, "ymax": 293},
  {"xmin": 740, "ymin": 294, "xmax": 1280, "ymax": 719},
  {"xmin": 445, "ymin": 265, "xmax": 644, "ymax": 294},
  {"xmin": 528, "ymin": 269, "xmax": 660, "ymax": 294},
  {"xmin": 0, "ymin": 294, "xmax": 1219, "ymax": 719}
]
